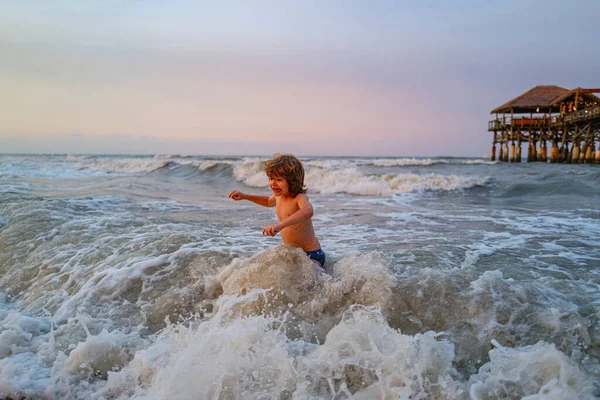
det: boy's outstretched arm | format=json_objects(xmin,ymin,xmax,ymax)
[
  {"xmin": 229, "ymin": 190, "xmax": 275, "ymax": 207},
  {"xmin": 262, "ymin": 194, "xmax": 313, "ymax": 236}
]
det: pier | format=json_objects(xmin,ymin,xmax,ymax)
[{"xmin": 488, "ymin": 86, "xmax": 600, "ymax": 163}]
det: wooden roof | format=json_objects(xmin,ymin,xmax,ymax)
[
  {"xmin": 551, "ymin": 88, "xmax": 600, "ymax": 106},
  {"xmin": 490, "ymin": 85, "xmax": 569, "ymax": 114}
]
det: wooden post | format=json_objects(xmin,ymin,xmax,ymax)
[
  {"xmin": 557, "ymin": 146, "xmax": 564, "ymax": 163},
  {"xmin": 526, "ymin": 126, "xmax": 532, "ymax": 162},
  {"xmin": 502, "ymin": 113, "xmax": 506, "ymax": 161},
  {"xmin": 580, "ymin": 124, "xmax": 592, "ymax": 164},
  {"xmin": 568, "ymin": 127, "xmax": 577, "ymax": 164},
  {"xmin": 541, "ymin": 141, "xmax": 548, "ymax": 162},
  {"xmin": 507, "ymin": 108, "xmax": 513, "ymax": 163},
  {"xmin": 510, "ymin": 142, "xmax": 516, "ymax": 162},
  {"xmin": 586, "ymin": 143, "xmax": 596, "ymax": 163},
  {"xmin": 536, "ymin": 131, "xmax": 543, "ymax": 162},
  {"xmin": 550, "ymin": 144, "xmax": 559, "ymax": 163},
  {"xmin": 579, "ymin": 142, "xmax": 587, "ymax": 164},
  {"xmin": 559, "ymin": 124, "xmax": 568, "ymax": 163},
  {"xmin": 516, "ymin": 142, "xmax": 522, "ymax": 162},
  {"xmin": 573, "ymin": 143, "xmax": 580, "ymax": 163},
  {"xmin": 595, "ymin": 145, "xmax": 600, "ymax": 165},
  {"xmin": 586, "ymin": 124, "xmax": 594, "ymax": 163},
  {"xmin": 503, "ymin": 142, "xmax": 509, "ymax": 162},
  {"xmin": 491, "ymin": 131, "xmax": 497, "ymax": 161}
]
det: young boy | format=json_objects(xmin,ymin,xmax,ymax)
[{"xmin": 229, "ymin": 154, "xmax": 326, "ymax": 267}]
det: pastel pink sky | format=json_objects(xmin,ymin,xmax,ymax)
[{"xmin": 1, "ymin": 1, "xmax": 598, "ymax": 156}]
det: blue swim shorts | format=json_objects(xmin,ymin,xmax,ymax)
[{"xmin": 306, "ymin": 248, "xmax": 326, "ymax": 267}]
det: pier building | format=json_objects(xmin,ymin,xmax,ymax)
[{"xmin": 488, "ymin": 86, "xmax": 600, "ymax": 163}]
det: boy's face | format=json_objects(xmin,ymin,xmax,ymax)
[{"xmin": 268, "ymin": 175, "xmax": 289, "ymax": 197}]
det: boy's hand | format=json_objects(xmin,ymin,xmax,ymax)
[
  {"xmin": 228, "ymin": 190, "xmax": 245, "ymax": 201},
  {"xmin": 262, "ymin": 224, "xmax": 280, "ymax": 237}
]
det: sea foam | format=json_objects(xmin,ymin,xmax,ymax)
[{"xmin": 468, "ymin": 340, "xmax": 593, "ymax": 399}]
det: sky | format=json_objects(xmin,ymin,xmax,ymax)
[{"xmin": 1, "ymin": 1, "xmax": 599, "ymax": 157}]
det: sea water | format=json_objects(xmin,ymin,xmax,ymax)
[{"xmin": 0, "ymin": 154, "xmax": 598, "ymax": 399}]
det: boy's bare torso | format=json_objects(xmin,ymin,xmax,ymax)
[{"xmin": 275, "ymin": 195, "xmax": 321, "ymax": 252}]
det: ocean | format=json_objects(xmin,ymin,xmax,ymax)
[{"xmin": 0, "ymin": 153, "xmax": 599, "ymax": 399}]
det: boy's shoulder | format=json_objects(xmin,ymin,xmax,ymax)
[
  {"xmin": 294, "ymin": 193, "xmax": 311, "ymax": 204},
  {"xmin": 280, "ymin": 193, "xmax": 308, "ymax": 204}
]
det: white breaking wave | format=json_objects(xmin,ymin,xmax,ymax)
[
  {"xmin": 68, "ymin": 156, "xmax": 236, "ymax": 175},
  {"xmin": 153, "ymin": 154, "xmax": 191, "ymax": 159},
  {"xmin": 307, "ymin": 158, "xmax": 486, "ymax": 168},
  {"xmin": 69, "ymin": 158, "xmax": 173, "ymax": 174},
  {"xmin": 182, "ymin": 159, "xmax": 234, "ymax": 172},
  {"xmin": 370, "ymin": 158, "xmax": 444, "ymax": 167},
  {"xmin": 66, "ymin": 155, "xmax": 94, "ymax": 162},
  {"xmin": 233, "ymin": 157, "xmax": 270, "ymax": 187},
  {"xmin": 461, "ymin": 159, "xmax": 499, "ymax": 165},
  {"xmin": 233, "ymin": 159, "xmax": 490, "ymax": 195},
  {"xmin": 306, "ymin": 168, "xmax": 489, "ymax": 195},
  {"xmin": 303, "ymin": 159, "xmax": 355, "ymax": 168}
]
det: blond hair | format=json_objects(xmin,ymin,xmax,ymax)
[{"xmin": 265, "ymin": 154, "xmax": 306, "ymax": 197}]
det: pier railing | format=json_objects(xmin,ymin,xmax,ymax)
[
  {"xmin": 489, "ymin": 106, "xmax": 600, "ymax": 131},
  {"xmin": 563, "ymin": 105, "xmax": 600, "ymax": 124},
  {"xmin": 488, "ymin": 117, "xmax": 552, "ymax": 131}
]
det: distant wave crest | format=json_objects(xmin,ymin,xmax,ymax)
[
  {"xmin": 68, "ymin": 157, "xmax": 237, "ymax": 176},
  {"xmin": 370, "ymin": 158, "xmax": 444, "ymax": 167},
  {"xmin": 71, "ymin": 157, "xmax": 175, "ymax": 174},
  {"xmin": 305, "ymin": 168, "xmax": 490, "ymax": 195},
  {"xmin": 233, "ymin": 159, "xmax": 489, "ymax": 196}
]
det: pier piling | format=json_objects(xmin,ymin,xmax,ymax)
[
  {"xmin": 550, "ymin": 144, "xmax": 559, "ymax": 163},
  {"xmin": 572, "ymin": 144, "xmax": 580, "ymax": 163},
  {"xmin": 586, "ymin": 144, "xmax": 595, "ymax": 163}
]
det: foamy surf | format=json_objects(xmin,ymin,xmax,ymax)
[
  {"xmin": 93, "ymin": 247, "xmax": 593, "ymax": 400},
  {"xmin": 0, "ymin": 247, "xmax": 595, "ymax": 399},
  {"xmin": 1, "ymin": 153, "xmax": 599, "ymax": 398},
  {"xmin": 106, "ymin": 305, "xmax": 466, "ymax": 400},
  {"xmin": 469, "ymin": 340, "xmax": 592, "ymax": 399},
  {"xmin": 94, "ymin": 247, "xmax": 464, "ymax": 399}
]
